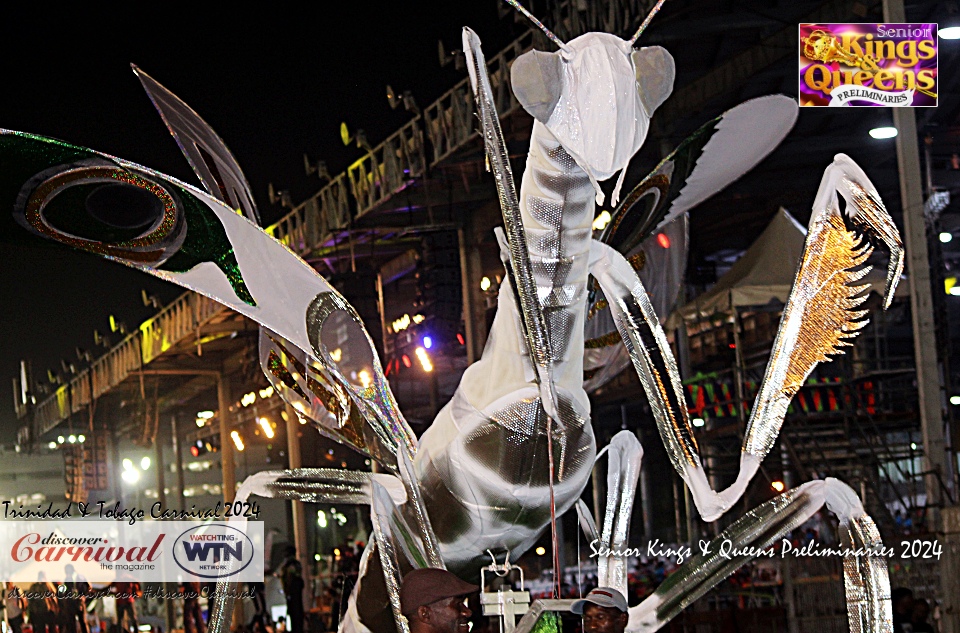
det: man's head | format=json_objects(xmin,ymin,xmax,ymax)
[
  {"xmin": 892, "ymin": 587, "xmax": 914, "ymax": 615},
  {"xmin": 913, "ymin": 598, "xmax": 930, "ymax": 623},
  {"xmin": 400, "ymin": 568, "xmax": 478, "ymax": 633},
  {"xmin": 572, "ymin": 587, "xmax": 629, "ymax": 633}
]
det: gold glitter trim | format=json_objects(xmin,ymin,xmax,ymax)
[
  {"xmin": 266, "ymin": 333, "xmax": 367, "ymax": 451},
  {"xmin": 606, "ymin": 174, "xmax": 669, "ymax": 242},
  {"xmin": 587, "ymin": 299, "xmax": 609, "ymax": 321},
  {"xmin": 585, "ymin": 331, "xmax": 622, "ymax": 349},
  {"xmin": 744, "ymin": 213, "xmax": 872, "ymax": 457},
  {"xmin": 628, "ymin": 250, "xmax": 647, "ymax": 271},
  {"xmin": 24, "ymin": 166, "xmax": 178, "ymax": 262}
]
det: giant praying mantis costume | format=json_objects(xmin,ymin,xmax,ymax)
[{"xmin": 1, "ymin": 3, "xmax": 900, "ymax": 632}]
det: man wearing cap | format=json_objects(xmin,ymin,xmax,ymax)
[
  {"xmin": 400, "ymin": 568, "xmax": 478, "ymax": 633},
  {"xmin": 572, "ymin": 587, "xmax": 630, "ymax": 633}
]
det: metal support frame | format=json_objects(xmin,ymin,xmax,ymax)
[
  {"xmin": 892, "ymin": 74, "xmax": 959, "ymax": 633},
  {"xmin": 891, "ymin": 104, "xmax": 947, "ymax": 520},
  {"xmin": 217, "ymin": 374, "xmax": 235, "ymax": 503},
  {"xmin": 285, "ymin": 403, "xmax": 311, "ymax": 615},
  {"xmin": 884, "ymin": 1, "xmax": 955, "ymax": 630}
]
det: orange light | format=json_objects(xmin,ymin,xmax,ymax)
[
  {"xmin": 415, "ymin": 347, "xmax": 433, "ymax": 372},
  {"xmin": 656, "ymin": 233, "xmax": 670, "ymax": 248},
  {"xmin": 401, "ymin": 355, "xmax": 412, "ymax": 368},
  {"xmin": 771, "ymin": 480, "xmax": 785, "ymax": 492},
  {"xmin": 258, "ymin": 416, "xmax": 275, "ymax": 439}
]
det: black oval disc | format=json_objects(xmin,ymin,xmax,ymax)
[{"xmin": 85, "ymin": 183, "xmax": 163, "ymax": 229}]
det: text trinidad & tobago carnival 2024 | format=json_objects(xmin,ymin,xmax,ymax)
[{"xmin": 2, "ymin": 500, "xmax": 260, "ymax": 525}]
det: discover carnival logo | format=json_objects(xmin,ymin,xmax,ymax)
[
  {"xmin": 173, "ymin": 524, "xmax": 255, "ymax": 579},
  {"xmin": 0, "ymin": 520, "xmax": 263, "ymax": 582},
  {"xmin": 11, "ymin": 532, "xmax": 164, "ymax": 565}
]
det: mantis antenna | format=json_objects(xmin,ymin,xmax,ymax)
[
  {"xmin": 629, "ymin": 0, "xmax": 669, "ymax": 45},
  {"xmin": 502, "ymin": 0, "xmax": 571, "ymax": 52}
]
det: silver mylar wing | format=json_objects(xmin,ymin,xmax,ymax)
[{"xmin": 134, "ymin": 65, "xmax": 260, "ymax": 224}]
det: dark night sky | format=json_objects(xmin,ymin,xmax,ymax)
[{"xmin": 0, "ymin": 2, "xmax": 524, "ymax": 434}]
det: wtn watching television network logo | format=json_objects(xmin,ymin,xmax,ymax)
[
  {"xmin": 0, "ymin": 520, "xmax": 264, "ymax": 582},
  {"xmin": 174, "ymin": 524, "xmax": 256, "ymax": 579}
]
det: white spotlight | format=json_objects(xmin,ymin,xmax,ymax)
[
  {"xmin": 940, "ymin": 232, "xmax": 953, "ymax": 243},
  {"xmin": 939, "ymin": 26, "xmax": 960, "ymax": 39},
  {"xmin": 869, "ymin": 127, "xmax": 898, "ymax": 140}
]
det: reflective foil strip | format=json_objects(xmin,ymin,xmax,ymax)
[
  {"xmin": 631, "ymin": 482, "xmax": 827, "ymax": 631},
  {"xmin": 260, "ymin": 327, "xmax": 376, "ymax": 460},
  {"xmin": 463, "ymin": 28, "xmax": 557, "ymax": 416},
  {"xmin": 589, "ymin": 241, "xmax": 700, "ymax": 475},
  {"xmin": 823, "ymin": 478, "xmax": 893, "ymax": 633},
  {"xmin": 370, "ymin": 478, "xmax": 412, "ymax": 633},
  {"xmin": 841, "ymin": 516, "xmax": 893, "ymax": 633},
  {"xmin": 264, "ymin": 470, "xmax": 370, "ymax": 504},
  {"xmin": 265, "ymin": 483, "xmax": 368, "ymax": 504},
  {"xmin": 208, "ymin": 477, "xmax": 260, "ymax": 633},
  {"xmin": 305, "ymin": 291, "xmax": 418, "ymax": 467},
  {"xmin": 598, "ymin": 431, "xmax": 643, "ymax": 597},
  {"xmin": 372, "ymin": 474, "xmax": 433, "ymax": 570},
  {"xmin": 398, "ymin": 447, "xmax": 445, "ymax": 569}
]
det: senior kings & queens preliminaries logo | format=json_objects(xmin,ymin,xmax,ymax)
[{"xmin": 800, "ymin": 23, "xmax": 937, "ymax": 107}]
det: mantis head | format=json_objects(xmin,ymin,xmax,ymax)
[{"xmin": 508, "ymin": 2, "xmax": 675, "ymax": 204}]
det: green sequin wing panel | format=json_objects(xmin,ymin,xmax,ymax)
[
  {"xmin": 1, "ymin": 130, "xmax": 254, "ymax": 306},
  {"xmin": 156, "ymin": 182, "xmax": 255, "ymax": 306}
]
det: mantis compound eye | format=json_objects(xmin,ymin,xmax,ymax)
[
  {"xmin": 632, "ymin": 45, "xmax": 675, "ymax": 118},
  {"xmin": 511, "ymin": 49, "xmax": 562, "ymax": 124}
]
